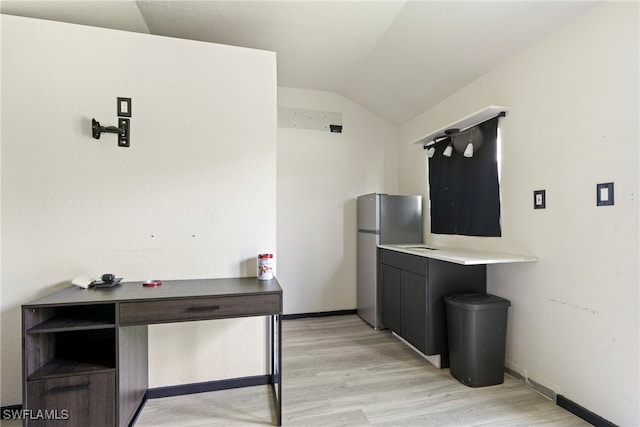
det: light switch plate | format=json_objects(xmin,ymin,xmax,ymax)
[
  {"xmin": 534, "ymin": 190, "xmax": 546, "ymax": 209},
  {"xmin": 597, "ymin": 182, "xmax": 614, "ymax": 206},
  {"xmin": 118, "ymin": 97, "xmax": 131, "ymax": 117}
]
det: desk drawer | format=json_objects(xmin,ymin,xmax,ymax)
[
  {"xmin": 26, "ymin": 372, "xmax": 116, "ymax": 427},
  {"xmin": 119, "ymin": 294, "xmax": 281, "ymax": 325}
]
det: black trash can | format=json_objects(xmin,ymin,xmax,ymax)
[{"xmin": 444, "ymin": 293, "xmax": 511, "ymax": 387}]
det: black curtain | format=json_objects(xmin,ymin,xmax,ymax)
[{"xmin": 428, "ymin": 116, "xmax": 501, "ymax": 237}]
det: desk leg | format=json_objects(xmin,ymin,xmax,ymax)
[{"xmin": 270, "ymin": 314, "xmax": 282, "ymax": 426}]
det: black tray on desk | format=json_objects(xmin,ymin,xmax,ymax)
[{"xmin": 92, "ymin": 278, "xmax": 122, "ymax": 288}]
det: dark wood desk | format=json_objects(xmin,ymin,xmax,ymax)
[{"xmin": 22, "ymin": 277, "xmax": 283, "ymax": 426}]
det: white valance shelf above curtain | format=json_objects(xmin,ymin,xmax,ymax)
[{"xmin": 410, "ymin": 105, "xmax": 509, "ymax": 146}]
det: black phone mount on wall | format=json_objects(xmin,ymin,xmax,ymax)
[
  {"xmin": 92, "ymin": 118, "xmax": 130, "ymax": 147},
  {"xmin": 92, "ymin": 97, "xmax": 132, "ymax": 147}
]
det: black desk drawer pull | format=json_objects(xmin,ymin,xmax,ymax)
[
  {"xmin": 186, "ymin": 305, "xmax": 220, "ymax": 312},
  {"xmin": 51, "ymin": 383, "xmax": 90, "ymax": 393}
]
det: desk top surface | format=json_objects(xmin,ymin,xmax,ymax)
[{"xmin": 24, "ymin": 277, "xmax": 282, "ymax": 307}]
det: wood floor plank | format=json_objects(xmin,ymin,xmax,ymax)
[{"xmin": 134, "ymin": 315, "xmax": 589, "ymax": 426}]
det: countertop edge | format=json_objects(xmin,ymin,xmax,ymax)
[{"xmin": 378, "ymin": 244, "xmax": 538, "ymax": 265}]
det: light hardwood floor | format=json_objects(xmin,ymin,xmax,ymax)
[{"xmin": 134, "ymin": 315, "xmax": 589, "ymax": 426}]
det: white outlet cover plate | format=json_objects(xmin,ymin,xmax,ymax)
[{"xmin": 534, "ymin": 190, "xmax": 546, "ymax": 209}]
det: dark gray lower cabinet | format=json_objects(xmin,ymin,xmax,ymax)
[
  {"xmin": 401, "ymin": 270, "xmax": 428, "ymax": 352},
  {"xmin": 380, "ymin": 264, "xmax": 402, "ymax": 333},
  {"xmin": 379, "ymin": 248, "xmax": 486, "ymax": 367}
]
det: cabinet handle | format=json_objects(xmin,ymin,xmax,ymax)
[
  {"xmin": 50, "ymin": 383, "xmax": 90, "ymax": 393},
  {"xmin": 186, "ymin": 305, "xmax": 220, "ymax": 312}
]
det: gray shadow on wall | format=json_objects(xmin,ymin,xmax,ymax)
[
  {"xmin": 241, "ymin": 257, "xmax": 258, "ymax": 278},
  {"xmin": 323, "ymin": 197, "xmax": 357, "ymax": 310}
]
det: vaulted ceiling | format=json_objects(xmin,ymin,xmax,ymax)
[{"xmin": 1, "ymin": 1, "xmax": 598, "ymax": 125}]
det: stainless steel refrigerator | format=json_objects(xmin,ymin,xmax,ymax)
[{"xmin": 357, "ymin": 193, "xmax": 423, "ymax": 329}]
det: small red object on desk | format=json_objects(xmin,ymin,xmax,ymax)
[{"xmin": 142, "ymin": 280, "xmax": 162, "ymax": 287}]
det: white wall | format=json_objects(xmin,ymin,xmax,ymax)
[
  {"xmin": 398, "ymin": 3, "xmax": 639, "ymax": 425},
  {"xmin": 1, "ymin": 15, "xmax": 276, "ymax": 404},
  {"xmin": 277, "ymin": 87, "xmax": 397, "ymax": 314}
]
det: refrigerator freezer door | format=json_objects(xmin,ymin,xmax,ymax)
[
  {"xmin": 357, "ymin": 231, "xmax": 380, "ymax": 328},
  {"xmin": 357, "ymin": 193, "xmax": 380, "ymax": 232},
  {"xmin": 379, "ymin": 195, "xmax": 423, "ymax": 244}
]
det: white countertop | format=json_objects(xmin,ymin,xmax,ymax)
[{"xmin": 378, "ymin": 244, "xmax": 537, "ymax": 266}]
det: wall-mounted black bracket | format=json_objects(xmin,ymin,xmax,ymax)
[{"xmin": 92, "ymin": 118, "xmax": 130, "ymax": 147}]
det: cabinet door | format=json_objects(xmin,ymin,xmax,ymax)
[
  {"xmin": 27, "ymin": 373, "xmax": 115, "ymax": 427},
  {"xmin": 380, "ymin": 264, "xmax": 402, "ymax": 333},
  {"xmin": 401, "ymin": 271, "xmax": 428, "ymax": 353}
]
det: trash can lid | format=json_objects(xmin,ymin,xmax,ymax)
[{"xmin": 444, "ymin": 293, "xmax": 511, "ymax": 310}]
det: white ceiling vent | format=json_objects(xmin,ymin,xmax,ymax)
[{"xmin": 278, "ymin": 107, "xmax": 343, "ymax": 133}]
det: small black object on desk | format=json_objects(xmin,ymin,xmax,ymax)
[{"xmin": 92, "ymin": 273, "xmax": 122, "ymax": 288}]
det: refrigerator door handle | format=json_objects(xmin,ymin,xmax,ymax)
[{"xmin": 358, "ymin": 229, "xmax": 380, "ymax": 234}]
